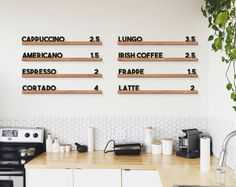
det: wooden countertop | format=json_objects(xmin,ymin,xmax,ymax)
[{"xmin": 25, "ymin": 151, "xmax": 236, "ymax": 187}]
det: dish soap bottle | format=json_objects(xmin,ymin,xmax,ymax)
[
  {"xmin": 52, "ymin": 138, "xmax": 60, "ymax": 153},
  {"xmin": 46, "ymin": 133, "xmax": 53, "ymax": 152}
]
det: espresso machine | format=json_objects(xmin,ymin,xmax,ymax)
[{"xmin": 176, "ymin": 129, "xmax": 202, "ymax": 158}]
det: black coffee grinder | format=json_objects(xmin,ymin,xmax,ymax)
[{"xmin": 176, "ymin": 128, "xmax": 202, "ymax": 158}]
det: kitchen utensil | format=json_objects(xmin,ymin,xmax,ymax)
[
  {"xmin": 19, "ymin": 149, "xmax": 27, "ymax": 157},
  {"xmin": 75, "ymin": 143, "xmax": 88, "ymax": 152}
]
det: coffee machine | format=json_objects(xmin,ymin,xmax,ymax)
[{"xmin": 176, "ymin": 128, "xmax": 202, "ymax": 158}]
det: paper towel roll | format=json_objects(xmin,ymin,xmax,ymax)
[
  {"xmin": 87, "ymin": 127, "xmax": 94, "ymax": 152},
  {"xmin": 200, "ymin": 137, "xmax": 210, "ymax": 172}
]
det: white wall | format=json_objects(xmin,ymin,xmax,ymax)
[
  {"xmin": 208, "ymin": 46, "xmax": 236, "ymax": 168},
  {"xmin": 3, "ymin": 0, "xmax": 230, "ymax": 165},
  {"xmin": 0, "ymin": 0, "xmax": 209, "ymax": 116}
]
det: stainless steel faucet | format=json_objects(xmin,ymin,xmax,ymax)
[{"xmin": 218, "ymin": 130, "xmax": 236, "ymax": 167}]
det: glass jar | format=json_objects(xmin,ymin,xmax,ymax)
[{"xmin": 215, "ymin": 168, "xmax": 226, "ymax": 185}]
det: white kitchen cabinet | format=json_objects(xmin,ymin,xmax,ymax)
[
  {"xmin": 26, "ymin": 168, "xmax": 162, "ymax": 187},
  {"xmin": 122, "ymin": 169, "xmax": 163, "ymax": 187},
  {"xmin": 26, "ymin": 168, "xmax": 73, "ymax": 187},
  {"xmin": 74, "ymin": 169, "xmax": 121, "ymax": 187}
]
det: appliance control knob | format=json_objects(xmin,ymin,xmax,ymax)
[
  {"xmin": 21, "ymin": 159, "xmax": 26, "ymax": 165},
  {"xmin": 33, "ymin": 133, "xmax": 38, "ymax": 138},
  {"xmin": 25, "ymin": 133, "xmax": 30, "ymax": 138}
]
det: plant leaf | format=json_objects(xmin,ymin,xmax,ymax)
[
  {"xmin": 212, "ymin": 25, "xmax": 220, "ymax": 31},
  {"xmin": 226, "ymin": 83, "xmax": 232, "ymax": 90},
  {"xmin": 222, "ymin": 56, "xmax": 225, "ymax": 62},
  {"xmin": 215, "ymin": 12, "xmax": 229, "ymax": 26},
  {"xmin": 208, "ymin": 35, "xmax": 214, "ymax": 41},
  {"xmin": 214, "ymin": 38, "xmax": 222, "ymax": 50},
  {"xmin": 201, "ymin": 6, "xmax": 207, "ymax": 17},
  {"xmin": 231, "ymin": 93, "xmax": 236, "ymax": 100},
  {"xmin": 229, "ymin": 49, "xmax": 236, "ymax": 60}
]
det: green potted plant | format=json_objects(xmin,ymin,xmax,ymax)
[{"xmin": 201, "ymin": 0, "xmax": 236, "ymax": 110}]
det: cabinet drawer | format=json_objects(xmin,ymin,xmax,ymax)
[
  {"xmin": 74, "ymin": 169, "xmax": 121, "ymax": 187},
  {"xmin": 122, "ymin": 169, "xmax": 163, "ymax": 187},
  {"xmin": 26, "ymin": 169, "xmax": 73, "ymax": 187}
]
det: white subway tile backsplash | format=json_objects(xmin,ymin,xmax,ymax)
[
  {"xmin": 2, "ymin": 115, "xmax": 235, "ymax": 168},
  {"xmin": 0, "ymin": 115, "xmax": 208, "ymax": 150}
]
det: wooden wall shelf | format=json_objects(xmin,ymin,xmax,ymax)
[
  {"xmin": 118, "ymin": 58, "xmax": 198, "ymax": 62},
  {"xmin": 118, "ymin": 74, "xmax": 198, "ymax": 78},
  {"xmin": 118, "ymin": 41, "xmax": 198, "ymax": 45},
  {"xmin": 22, "ymin": 90, "xmax": 103, "ymax": 94},
  {"xmin": 22, "ymin": 58, "xmax": 102, "ymax": 62},
  {"xmin": 22, "ymin": 41, "xmax": 102, "ymax": 45},
  {"xmin": 22, "ymin": 74, "xmax": 103, "ymax": 78},
  {"xmin": 117, "ymin": 90, "xmax": 198, "ymax": 94}
]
